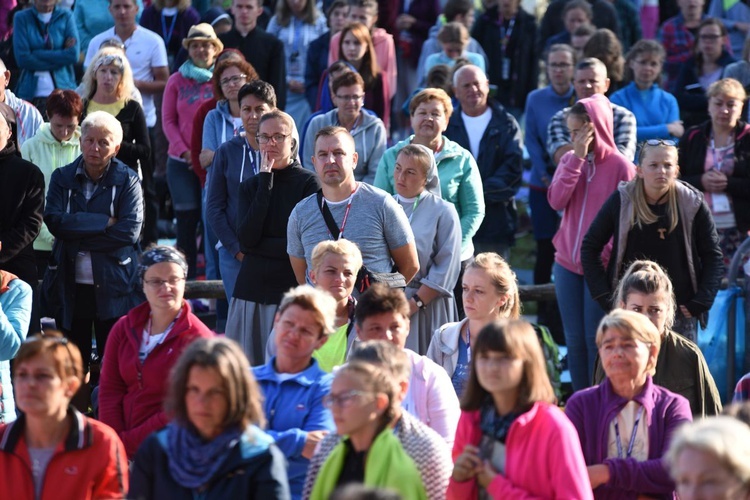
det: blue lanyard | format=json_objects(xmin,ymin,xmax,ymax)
[
  {"xmin": 161, "ymin": 12, "xmax": 178, "ymax": 47},
  {"xmin": 614, "ymin": 406, "xmax": 643, "ymax": 459}
]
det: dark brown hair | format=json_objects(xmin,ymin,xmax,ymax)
[
  {"xmin": 212, "ymin": 58, "xmax": 259, "ymax": 100},
  {"xmin": 15, "ymin": 331, "xmax": 84, "ymax": 382},
  {"xmin": 354, "ymin": 283, "xmax": 410, "ymax": 327},
  {"xmin": 46, "ymin": 89, "xmax": 83, "ymax": 120}
]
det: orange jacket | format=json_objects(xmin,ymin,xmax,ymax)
[{"xmin": 0, "ymin": 407, "xmax": 128, "ymax": 499}]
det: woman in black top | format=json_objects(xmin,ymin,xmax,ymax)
[
  {"xmin": 581, "ymin": 140, "xmax": 724, "ymax": 341},
  {"xmin": 226, "ymin": 110, "xmax": 319, "ymax": 364}
]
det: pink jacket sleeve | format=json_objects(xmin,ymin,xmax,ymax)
[
  {"xmin": 328, "ymin": 33, "xmax": 341, "ymax": 66},
  {"xmin": 161, "ymin": 75, "xmax": 188, "ymax": 157},
  {"xmin": 547, "ymin": 151, "xmax": 585, "ymax": 211}
]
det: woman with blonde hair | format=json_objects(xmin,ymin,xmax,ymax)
[
  {"xmin": 81, "ymin": 47, "xmax": 151, "ymax": 183},
  {"xmin": 566, "ymin": 309, "xmax": 693, "ymax": 498},
  {"xmin": 427, "ymin": 252, "xmax": 519, "ymax": 395},
  {"xmin": 449, "ymin": 320, "xmax": 592, "ymax": 498},
  {"xmin": 679, "ymin": 77, "xmax": 750, "ymax": 270},
  {"xmin": 666, "ymin": 416, "xmax": 750, "ymax": 500},
  {"xmin": 582, "ymin": 139, "xmax": 724, "ymax": 341},
  {"xmin": 130, "ymin": 337, "xmax": 290, "ymax": 497},
  {"xmin": 592, "ymin": 260, "xmax": 722, "ymax": 417}
]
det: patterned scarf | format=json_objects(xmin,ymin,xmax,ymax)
[
  {"xmin": 479, "ymin": 397, "xmax": 522, "ymax": 444},
  {"xmin": 165, "ymin": 422, "xmax": 242, "ymax": 489},
  {"xmin": 179, "ymin": 59, "xmax": 214, "ymax": 84}
]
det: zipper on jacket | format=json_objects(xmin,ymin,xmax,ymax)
[{"xmin": 571, "ymin": 159, "xmax": 594, "ymax": 266}]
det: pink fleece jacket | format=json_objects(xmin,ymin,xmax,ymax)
[
  {"xmin": 547, "ymin": 93, "xmax": 636, "ymax": 275},
  {"xmin": 98, "ymin": 300, "xmax": 214, "ymax": 458},
  {"xmin": 328, "ymin": 27, "xmax": 397, "ymax": 102},
  {"xmin": 161, "ymin": 72, "xmax": 214, "ymax": 159},
  {"xmin": 447, "ymin": 402, "xmax": 594, "ymax": 500}
]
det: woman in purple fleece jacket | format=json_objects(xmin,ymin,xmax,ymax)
[{"xmin": 565, "ymin": 309, "xmax": 692, "ymax": 499}]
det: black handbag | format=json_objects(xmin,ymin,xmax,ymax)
[{"xmin": 315, "ymin": 191, "xmax": 406, "ymax": 292}]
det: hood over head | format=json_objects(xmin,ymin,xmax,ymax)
[{"xmin": 576, "ymin": 93, "xmax": 617, "ymax": 163}]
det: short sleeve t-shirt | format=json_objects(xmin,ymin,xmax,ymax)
[{"xmin": 287, "ymin": 183, "xmax": 414, "ymax": 274}]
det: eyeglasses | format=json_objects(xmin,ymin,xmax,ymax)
[
  {"xmin": 144, "ymin": 277, "xmax": 186, "ymax": 289},
  {"xmin": 94, "ymin": 54, "xmax": 124, "ymax": 71},
  {"xmin": 322, "ymin": 390, "xmax": 373, "ymax": 409},
  {"xmin": 101, "ymin": 38, "xmax": 125, "ymax": 50},
  {"xmin": 256, "ymin": 133, "xmax": 291, "ymax": 144},
  {"xmin": 220, "ymin": 74, "xmax": 247, "ymax": 87},
  {"xmin": 335, "ymin": 94, "xmax": 364, "ymax": 102}
]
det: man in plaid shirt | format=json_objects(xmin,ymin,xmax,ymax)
[
  {"xmin": 657, "ymin": 0, "xmax": 707, "ymax": 92},
  {"xmin": 546, "ymin": 58, "xmax": 636, "ymax": 165}
]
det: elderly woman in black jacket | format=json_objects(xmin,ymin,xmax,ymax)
[
  {"xmin": 43, "ymin": 111, "xmax": 144, "ymax": 375},
  {"xmin": 678, "ymin": 77, "xmax": 750, "ymax": 270},
  {"xmin": 581, "ymin": 139, "xmax": 724, "ymax": 342}
]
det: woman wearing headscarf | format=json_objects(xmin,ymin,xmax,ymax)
[
  {"xmin": 392, "ymin": 144, "xmax": 461, "ymax": 354},
  {"xmin": 98, "ymin": 246, "xmax": 214, "ymax": 459}
]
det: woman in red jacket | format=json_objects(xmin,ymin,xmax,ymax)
[
  {"xmin": 448, "ymin": 319, "xmax": 592, "ymax": 499},
  {"xmin": 0, "ymin": 331, "xmax": 128, "ymax": 500},
  {"xmin": 98, "ymin": 246, "xmax": 214, "ymax": 458}
]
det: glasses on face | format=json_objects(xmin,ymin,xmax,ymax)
[
  {"xmin": 220, "ymin": 74, "xmax": 247, "ymax": 87},
  {"xmin": 335, "ymin": 94, "xmax": 364, "ymax": 102},
  {"xmin": 256, "ymin": 133, "xmax": 291, "ymax": 144},
  {"xmin": 322, "ymin": 390, "xmax": 373, "ymax": 409},
  {"xmin": 144, "ymin": 277, "xmax": 186, "ymax": 289}
]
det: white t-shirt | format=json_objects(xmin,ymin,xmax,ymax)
[
  {"xmin": 84, "ymin": 27, "xmax": 169, "ymax": 128},
  {"xmin": 461, "ymin": 107, "xmax": 493, "ymax": 160}
]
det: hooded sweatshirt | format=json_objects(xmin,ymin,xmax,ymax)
[
  {"xmin": 20, "ymin": 123, "xmax": 82, "ymax": 252},
  {"xmin": 202, "ymin": 100, "xmax": 243, "ymax": 154},
  {"xmin": 301, "ymin": 108, "xmax": 387, "ymax": 184},
  {"xmin": 0, "ymin": 273, "xmax": 31, "ymax": 424},
  {"xmin": 328, "ymin": 27, "xmax": 397, "ymax": 102},
  {"xmin": 548, "ymin": 93, "xmax": 636, "ymax": 275},
  {"xmin": 206, "ymin": 134, "xmax": 260, "ymax": 258}
]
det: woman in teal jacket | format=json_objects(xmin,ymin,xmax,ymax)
[
  {"xmin": 12, "ymin": 0, "xmax": 79, "ymax": 107},
  {"xmin": 374, "ymin": 88, "xmax": 485, "ymax": 263}
]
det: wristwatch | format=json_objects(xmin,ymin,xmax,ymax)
[{"xmin": 413, "ymin": 294, "xmax": 426, "ymax": 310}]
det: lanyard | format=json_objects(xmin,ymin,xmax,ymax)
[
  {"xmin": 500, "ymin": 17, "xmax": 515, "ymax": 54},
  {"xmin": 397, "ymin": 193, "xmax": 422, "ymax": 223},
  {"xmin": 322, "ymin": 186, "xmax": 358, "ymax": 240},
  {"xmin": 288, "ymin": 18, "xmax": 305, "ymax": 56},
  {"xmin": 465, "ymin": 324, "xmax": 471, "ymax": 363},
  {"xmin": 161, "ymin": 12, "xmax": 178, "ymax": 47},
  {"xmin": 614, "ymin": 406, "xmax": 643, "ymax": 459}
]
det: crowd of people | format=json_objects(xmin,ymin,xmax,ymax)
[{"xmin": 1, "ymin": 0, "xmax": 750, "ymax": 498}]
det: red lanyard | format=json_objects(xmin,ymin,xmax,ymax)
[{"xmin": 323, "ymin": 186, "xmax": 358, "ymax": 240}]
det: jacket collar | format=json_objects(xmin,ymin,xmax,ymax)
[
  {"xmin": 254, "ymin": 357, "xmax": 325, "ymax": 386},
  {"xmin": 0, "ymin": 406, "xmax": 91, "ymax": 454},
  {"xmin": 602, "ymin": 375, "xmax": 657, "ymax": 416},
  {"xmin": 58, "ymin": 155, "xmax": 130, "ymax": 189},
  {"xmin": 124, "ymin": 300, "xmax": 195, "ymax": 346}
]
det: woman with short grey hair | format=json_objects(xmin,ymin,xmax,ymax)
[{"xmin": 42, "ymin": 110, "xmax": 144, "ymax": 378}]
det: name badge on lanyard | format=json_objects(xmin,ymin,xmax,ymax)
[{"xmin": 500, "ymin": 17, "xmax": 515, "ymax": 81}]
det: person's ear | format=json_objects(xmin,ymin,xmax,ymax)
[
  {"xmin": 603, "ymin": 77, "xmax": 611, "ymax": 93},
  {"xmin": 113, "ymin": 143, "xmax": 121, "ymax": 156},
  {"xmin": 65, "ymin": 376, "xmax": 82, "ymax": 398},
  {"xmin": 374, "ymin": 392, "xmax": 389, "ymax": 413},
  {"xmin": 309, "ymin": 268, "xmax": 317, "ymax": 284},
  {"xmin": 316, "ymin": 332, "xmax": 329, "ymax": 349},
  {"xmin": 272, "ymin": 311, "xmax": 282, "ymax": 330}
]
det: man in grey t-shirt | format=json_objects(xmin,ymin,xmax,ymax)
[{"xmin": 287, "ymin": 126, "xmax": 419, "ymax": 284}]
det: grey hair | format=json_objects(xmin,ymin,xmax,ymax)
[
  {"xmin": 452, "ymin": 64, "xmax": 488, "ymax": 89},
  {"xmin": 81, "ymin": 111, "xmax": 124, "ymax": 145}
]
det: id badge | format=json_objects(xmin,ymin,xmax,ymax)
[
  {"xmin": 712, "ymin": 193, "xmax": 731, "ymax": 213},
  {"xmin": 501, "ymin": 57, "xmax": 511, "ymax": 80},
  {"xmin": 289, "ymin": 53, "xmax": 301, "ymax": 78}
]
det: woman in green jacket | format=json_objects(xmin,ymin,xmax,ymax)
[{"xmin": 20, "ymin": 89, "xmax": 82, "ymax": 278}]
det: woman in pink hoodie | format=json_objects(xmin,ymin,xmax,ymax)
[
  {"xmin": 548, "ymin": 93, "xmax": 635, "ymax": 391},
  {"xmin": 447, "ymin": 319, "xmax": 592, "ymax": 499}
]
